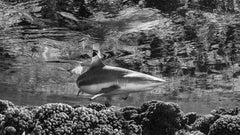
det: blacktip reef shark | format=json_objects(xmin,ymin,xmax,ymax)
[
  {"xmin": 45, "ymin": 44, "xmax": 166, "ymax": 106},
  {"xmin": 76, "ymin": 45, "xmax": 166, "ymax": 106}
]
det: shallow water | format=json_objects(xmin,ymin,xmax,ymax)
[
  {"xmin": 0, "ymin": 60, "xmax": 239, "ymax": 114},
  {"xmin": 0, "ymin": 24, "xmax": 240, "ymax": 114},
  {"xmin": 0, "ymin": 83, "xmax": 239, "ymax": 114}
]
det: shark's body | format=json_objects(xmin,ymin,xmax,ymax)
[
  {"xmin": 77, "ymin": 65, "xmax": 164, "ymax": 96},
  {"xmin": 76, "ymin": 53, "xmax": 165, "ymax": 103}
]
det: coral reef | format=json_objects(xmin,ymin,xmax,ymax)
[
  {"xmin": 1, "ymin": 99, "xmax": 238, "ymax": 135},
  {"xmin": 211, "ymin": 107, "xmax": 239, "ymax": 116},
  {"xmin": 138, "ymin": 100, "xmax": 186, "ymax": 135},
  {"xmin": 191, "ymin": 114, "xmax": 219, "ymax": 134},
  {"xmin": 208, "ymin": 115, "xmax": 240, "ymax": 135},
  {"xmin": 185, "ymin": 112, "xmax": 201, "ymax": 125},
  {"xmin": 0, "ymin": 100, "xmax": 14, "ymax": 114}
]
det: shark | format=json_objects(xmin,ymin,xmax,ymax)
[{"xmin": 76, "ymin": 45, "xmax": 166, "ymax": 106}]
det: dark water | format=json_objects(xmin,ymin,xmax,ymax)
[{"xmin": 0, "ymin": 24, "xmax": 240, "ymax": 114}]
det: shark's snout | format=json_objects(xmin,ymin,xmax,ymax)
[{"xmin": 151, "ymin": 77, "xmax": 166, "ymax": 83}]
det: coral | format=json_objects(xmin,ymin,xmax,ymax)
[
  {"xmin": 3, "ymin": 126, "xmax": 16, "ymax": 135},
  {"xmin": 0, "ymin": 101, "xmax": 143, "ymax": 135},
  {"xmin": 33, "ymin": 103, "xmax": 74, "ymax": 135},
  {"xmin": 191, "ymin": 114, "xmax": 219, "ymax": 134},
  {"xmin": 121, "ymin": 106, "xmax": 140, "ymax": 121},
  {"xmin": 0, "ymin": 114, "xmax": 4, "ymax": 121},
  {"xmin": 0, "ymin": 114, "xmax": 5, "ymax": 134},
  {"xmin": 123, "ymin": 120, "xmax": 142, "ymax": 135},
  {"xmin": 0, "ymin": 100, "xmax": 14, "ymax": 114},
  {"xmin": 190, "ymin": 131, "xmax": 205, "ymax": 135},
  {"xmin": 185, "ymin": 112, "xmax": 201, "ymax": 125},
  {"xmin": 72, "ymin": 105, "xmax": 142, "ymax": 135},
  {"xmin": 175, "ymin": 129, "xmax": 205, "ymax": 135},
  {"xmin": 72, "ymin": 106, "xmax": 124, "ymax": 135},
  {"xmin": 211, "ymin": 107, "xmax": 239, "ymax": 116},
  {"xmin": 139, "ymin": 100, "xmax": 186, "ymax": 135},
  {"xmin": 0, "ymin": 99, "xmax": 239, "ymax": 135},
  {"xmin": 208, "ymin": 115, "xmax": 240, "ymax": 135},
  {"xmin": 34, "ymin": 103, "xmax": 74, "ymax": 119},
  {"xmin": 87, "ymin": 102, "xmax": 106, "ymax": 111},
  {"xmin": 3, "ymin": 107, "xmax": 34, "ymax": 134}
]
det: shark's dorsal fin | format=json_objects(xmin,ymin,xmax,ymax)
[
  {"xmin": 90, "ymin": 53, "xmax": 104, "ymax": 68},
  {"xmin": 90, "ymin": 44, "xmax": 104, "ymax": 69}
]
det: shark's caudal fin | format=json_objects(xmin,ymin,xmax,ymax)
[{"xmin": 90, "ymin": 44, "xmax": 105, "ymax": 68}]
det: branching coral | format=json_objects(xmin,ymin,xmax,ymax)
[
  {"xmin": 191, "ymin": 114, "xmax": 219, "ymax": 134},
  {"xmin": 0, "ymin": 114, "xmax": 5, "ymax": 134},
  {"xmin": 208, "ymin": 115, "xmax": 240, "ymax": 135},
  {"xmin": 175, "ymin": 129, "xmax": 205, "ymax": 135},
  {"xmin": 185, "ymin": 112, "xmax": 201, "ymax": 126},
  {"xmin": 211, "ymin": 107, "xmax": 239, "ymax": 116},
  {"xmin": 121, "ymin": 101, "xmax": 188, "ymax": 135},
  {"xmin": 33, "ymin": 103, "xmax": 74, "ymax": 135},
  {"xmin": 0, "ymin": 99, "xmax": 239, "ymax": 135},
  {"xmin": 72, "ymin": 105, "xmax": 142, "ymax": 135},
  {"xmin": 3, "ymin": 107, "xmax": 34, "ymax": 134},
  {"xmin": 0, "ymin": 114, "xmax": 4, "ymax": 122},
  {"xmin": 121, "ymin": 106, "xmax": 140, "ymax": 121},
  {"xmin": 0, "ymin": 100, "xmax": 14, "ymax": 114},
  {"xmin": 139, "ymin": 100, "xmax": 186, "ymax": 135},
  {"xmin": 87, "ymin": 102, "xmax": 106, "ymax": 111},
  {"xmin": 0, "ymin": 101, "xmax": 142, "ymax": 135},
  {"xmin": 72, "ymin": 106, "xmax": 124, "ymax": 135}
]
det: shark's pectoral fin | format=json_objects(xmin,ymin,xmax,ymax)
[
  {"xmin": 99, "ymin": 85, "xmax": 120, "ymax": 94},
  {"xmin": 90, "ymin": 93, "xmax": 105, "ymax": 101},
  {"xmin": 77, "ymin": 88, "xmax": 82, "ymax": 96},
  {"xmin": 90, "ymin": 85, "xmax": 120, "ymax": 101}
]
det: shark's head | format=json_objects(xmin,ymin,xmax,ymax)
[{"xmin": 113, "ymin": 69, "xmax": 166, "ymax": 92}]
